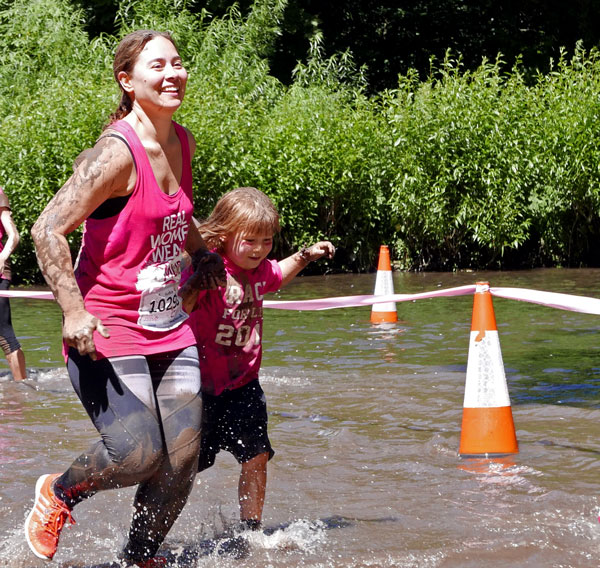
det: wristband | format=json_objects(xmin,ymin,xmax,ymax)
[{"xmin": 298, "ymin": 247, "xmax": 312, "ymax": 264}]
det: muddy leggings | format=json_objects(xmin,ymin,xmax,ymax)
[{"xmin": 54, "ymin": 345, "xmax": 202, "ymax": 563}]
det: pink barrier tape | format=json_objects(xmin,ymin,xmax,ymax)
[
  {"xmin": 1, "ymin": 285, "xmax": 599, "ymax": 315},
  {"xmin": 490, "ymin": 287, "xmax": 600, "ymax": 316},
  {"xmin": 263, "ymin": 285, "xmax": 477, "ymax": 310},
  {"xmin": 265, "ymin": 285, "xmax": 600, "ymax": 314},
  {"xmin": 0, "ymin": 290, "xmax": 55, "ymax": 300},
  {"xmin": 0, "ymin": 285, "xmax": 476, "ymax": 308}
]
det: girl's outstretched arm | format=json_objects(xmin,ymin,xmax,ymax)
[{"xmin": 278, "ymin": 241, "xmax": 335, "ymax": 287}]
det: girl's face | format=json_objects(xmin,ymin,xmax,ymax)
[
  {"xmin": 119, "ymin": 36, "xmax": 187, "ymax": 114},
  {"xmin": 224, "ymin": 230, "xmax": 273, "ymax": 270}
]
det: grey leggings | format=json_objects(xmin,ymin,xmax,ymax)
[{"xmin": 55, "ymin": 345, "xmax": 202, "ymax": 563}]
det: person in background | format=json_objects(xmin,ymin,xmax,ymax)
[
  {"xmin": 0, "ymin": 186, "xmax": 27, "ymax": 381},
  {"xmin": 182, "ymin": 186, "xmax": 335, "ymax": 533},
  {"xmin": 25, "ymin": 29, "xmax": 224, "ymax": 568}
]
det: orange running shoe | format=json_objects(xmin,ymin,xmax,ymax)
[{"xmin": 24, "ymin": 473, "xmax": 75, "ymax": 560}]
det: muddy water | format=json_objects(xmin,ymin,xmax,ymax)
[{"xmin": 0, "ymin": 269, "xmax": 599, "ymax": 567}]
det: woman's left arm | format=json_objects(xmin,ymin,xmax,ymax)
[{"xmin": 180, "ymin": 221, "xmax": 226, "ymax": 313}]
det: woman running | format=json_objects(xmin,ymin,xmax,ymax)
[{"xmin": 25, "ymin": 30, "xmax": 224, "ymax": 567}]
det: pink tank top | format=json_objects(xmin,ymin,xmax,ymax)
[{"xmin": 73, "ymin": 120, "xmax": 196, "ymax": 359}]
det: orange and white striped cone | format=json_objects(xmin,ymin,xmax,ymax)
[
  {"xmin": 370, "ymin": 245, "xmax": 398, "ymax": 324},
  {"xmin": 459, "ymin": 282, "xmax": 518, "ymax": 457}
]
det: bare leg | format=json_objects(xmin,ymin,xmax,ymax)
[
  {"xmin": 239, "ymin": 452, "xmax": 269, "ymax": 523},
  {"xmin": 7, "ymin": 348, "xmax": 26, "ymax": 381}
]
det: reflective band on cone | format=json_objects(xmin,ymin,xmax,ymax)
[
  {"xmin": 370, "ymin": 245, "xmax": 398, "ymax": 324},
  {"xmin": 459, "ymin": 282, "xmax": 518, "ymax": 457}
]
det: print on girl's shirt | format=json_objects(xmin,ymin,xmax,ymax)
[
  {"xmin": 190, "ymin": 257, "xmax": 283, "ymax": 395},
  {"xmin": 216, "ymin": 275, "xmax": 266, "ymax": 347},
  {"xmin": 224, "ymin": 280, "xmax": 266, "ymax": 306}
]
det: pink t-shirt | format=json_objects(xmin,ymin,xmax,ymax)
[
  {"xmin": 187, "ymin": 255, "xmax": 283, "ymax": 395},
  {"xmin": 73, "ymin": 120, "xmax": 196, "ymax": 359}
]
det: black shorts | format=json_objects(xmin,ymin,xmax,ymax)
[{"xmin": 198, "ymin": 379, "xmax": 274, "ymax": 472}]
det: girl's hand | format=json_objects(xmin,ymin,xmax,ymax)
[
  {"xmin": 63, "ymin": 309, "xmax": 110, "ymax": 360},
  {"xmin": 299, "ymin": 241, "xmax": 336, "ymax": 263},
  {"xmin": 279, "ymin": 241, "xmax": 335, "ymax": 287}
]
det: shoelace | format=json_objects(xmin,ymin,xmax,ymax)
[{"xmin": 42, "ymin": 499, "xmax": 75, "ymax": 537}]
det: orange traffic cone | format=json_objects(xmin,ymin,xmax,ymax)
[
  {"xmin": 459, "ymin": 282, "xmax": 518, "ymax": 457},
  {"xmin": 370, "ymin": 245, "xmax": 398, "ymax": 324}
]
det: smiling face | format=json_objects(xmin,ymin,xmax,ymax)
[
  {"xmin": 118, "ymin": 35, "xmax": 187, "ymax": 115},
  {"xmin": 224, "ymin": 231, "xmax": 274, "ymax": 271}
]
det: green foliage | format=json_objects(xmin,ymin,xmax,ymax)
[
  {"xmin": 384, "ymin": 45, "xmax": 600, "ymax": 269},
  {"xmin": 72, "ymin": 0, "xmax": 600, "ymax": 93},
  {"xmin": 0, "ymin": 0, "xmax": 115, "ymax": 281},
  {"xmin": 184, "ymin": 28, "xmax": 385, "ymax": 269},
  {"xmin": 522, "ymin": 45, "xmax": 600, "ymax": 266},
  {"xmin": 384, "ymin": 54, "xmax": 535, "ymax": 269},
  {"xmin": 115, "ymin": 0, "xmax": 203, "ymax": 51},
  {"xmin": 3, "ymin": 0, "xmax": 600, "ymax": 282}
]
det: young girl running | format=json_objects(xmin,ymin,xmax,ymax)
[{"xmin": 182, "ymin": 186, "xmax": 334, "ymax": 532}]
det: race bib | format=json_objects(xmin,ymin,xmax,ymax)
[{"xmin": 137, "ymin": 280, "xmax": 188, "ymax": 331}]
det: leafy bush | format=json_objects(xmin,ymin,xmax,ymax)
[
  {"xmin": 383, "ymin": 45, "xmax": 600, "ymax": 269},
  {"xmin": 0, "ymin": 0, "xmax": 114, "ymax": 281},
  {"xmin": 383, "ymin": 55, "xmax": 535, "ymax": 269}
]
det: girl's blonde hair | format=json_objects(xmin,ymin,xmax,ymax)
[{"xmin": 200, "ymin": 187, "xmax": 281, "ymax": 252}]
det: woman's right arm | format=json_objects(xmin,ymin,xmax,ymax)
[{"xmin": 31, "ymin": 136, "xmax": 134, "ymax": 358}]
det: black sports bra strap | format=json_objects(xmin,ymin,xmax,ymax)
[{"xmin": 88, "ymin": 133, "xmax": 135, "ymax": 220}]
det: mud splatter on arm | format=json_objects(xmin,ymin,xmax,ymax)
[{"xmin": 31, "ymin": 137, "xmax": 132, "ymax": 354}]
